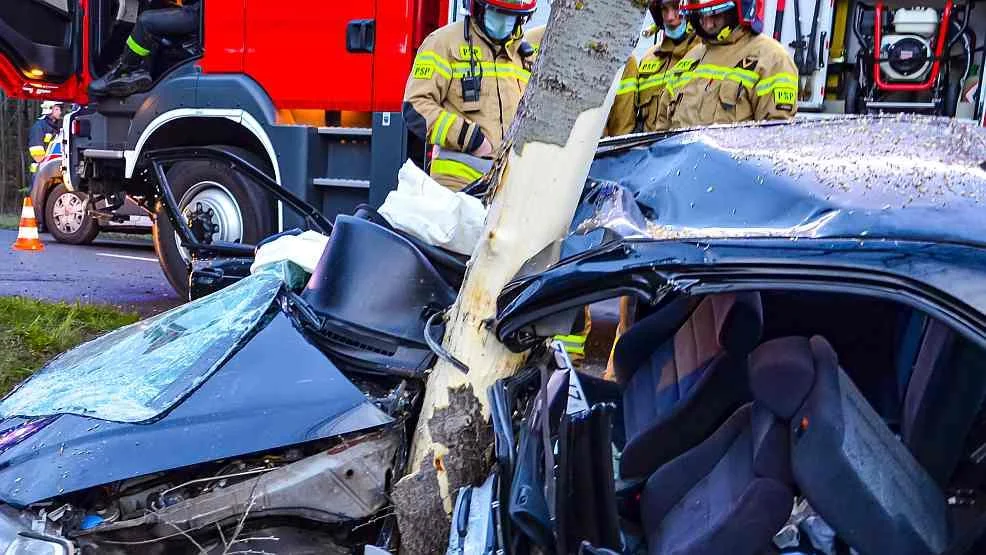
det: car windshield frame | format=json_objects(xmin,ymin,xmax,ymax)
[{"xmin": 495, "ymin": 237, "xmax": 986, "ymax": 353}]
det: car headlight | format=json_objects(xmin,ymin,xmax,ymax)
[{"xmin": 4, "ymin": 534, "xmax": 69, "ymax": 555}]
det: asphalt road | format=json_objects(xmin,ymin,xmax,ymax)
[{"xmin": 0, "ymin": 229, "xmax": 182, "ymax": 317}]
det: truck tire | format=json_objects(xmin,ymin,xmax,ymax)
[
  {"xmin": 44, "ymin": 183, "xmax": 99, "ymax": 245},
  {"xmin": 152, "ymin": 147, "xmax": 274, "ymax": 299}
]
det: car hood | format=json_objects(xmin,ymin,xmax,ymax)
[
  {"xmin": 0, "ymin": 286, "xmax": 390, "ymax": 507},
  {"xmin": 567, "ymin": 115, "xmax": 986, "ymax": 254}
]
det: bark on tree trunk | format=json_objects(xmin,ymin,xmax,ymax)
[{"xmin": 391, "ymin": 1, "xmax": 646, "ymax": 552}]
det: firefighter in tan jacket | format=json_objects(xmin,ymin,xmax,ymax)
[
  {"xmin": 658, "ymin": 0, "xmax": 798, "ymax": 129},
  {"xmin": 402, "ymin": 0, "xmax": 537, "ymax": 190},
  {"xmin": 637, "ymin": 0, "xmax": 701, "ymax": 132},
  {"xmin": 525, "ymin": 25, "xmax": 638, "ymax": 137}
]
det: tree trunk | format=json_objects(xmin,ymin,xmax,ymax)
[{"xmin": 391, "ymin": 2, "xmax": 646, "ymax": 552}]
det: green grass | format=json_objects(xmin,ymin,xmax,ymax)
[
  {"xmin": 0, "ymin": 297, "xmax": 138, "ymax": 396},
  {"xmin": 0, "ymin": 213, "xmax": 18, "ymax": 231}
]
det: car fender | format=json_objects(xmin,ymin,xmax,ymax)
[{"xmin": 30, "ymin": 158, "xmax": 65, "ymax": 231}]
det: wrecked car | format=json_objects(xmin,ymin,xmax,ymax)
[
  {"xmin": 469, "ymin": 115, "xmax": 986, "ymax": 555},
  {"xmin": 0, "ymin": 115, "xmax": 982, "ymax": 555}
]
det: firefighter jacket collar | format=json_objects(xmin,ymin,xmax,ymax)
[{"xmin": 705, "ymin": 24, "xmax": 750, "ymax": 46}]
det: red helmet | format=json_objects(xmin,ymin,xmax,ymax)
[
  {"xmin": 467, "ymin": 0, "xmax": 537, "ymax": 16},
  {"xmin": 679, "ymin": 0, "xmax": 764, "ymax": 34}
]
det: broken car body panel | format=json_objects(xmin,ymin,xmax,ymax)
[
  {"xmin": 0, "ymin": 287, "xmax": 391, "ymax": 507},
  {"xmin": 574, "ymin": 116, "xmax": 986, "ymax": 250}
]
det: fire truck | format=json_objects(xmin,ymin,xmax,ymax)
[{"xmin": 0, "ymin": 0, "xmax": 449, "ymax": 297}]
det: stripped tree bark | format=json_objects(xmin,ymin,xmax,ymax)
[{"xmin": 391, "ymin": 1, "xmax": 646, "ymax": 552}]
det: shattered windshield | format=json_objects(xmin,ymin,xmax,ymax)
[{"xmin": 0, "ymin": 268, "xmax": 285, "ymax": 423}]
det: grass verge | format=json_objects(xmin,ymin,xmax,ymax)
[
  {"xmin": 0, "ymin": 213, "xmax": 18, "ymax": 231},
  {"xmin": 0, "ymin": 297, "xmax": 138, "ymax": 396}
]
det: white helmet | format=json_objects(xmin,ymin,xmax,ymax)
[{"xmin": 40, "ymin": 101, "xmax": 60, "ymax": 116}]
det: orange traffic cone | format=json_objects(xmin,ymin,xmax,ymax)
[{"xmin": 11, "ymin": 197, "xmax": 44, "ymax": 252}]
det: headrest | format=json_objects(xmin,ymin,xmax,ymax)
[
  {"xmin": 750, "ymin": 336, "xmax": 817, "ymax": 420},
  {"xmin": 708, "ymin": 292, "xmax": 763, "ymax": 354},
  {"xmin": 611, "ymin": 292, "xmax": 763, "ymax": 384}
]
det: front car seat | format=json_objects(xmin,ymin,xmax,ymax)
[
  {"xmin": 639, "ymin": 337, "xmax": 804, "ymax": 555},
  {"xmin": 787, "ymin": 335, "xmax": 950, "ymax": 555},
  {"xmin": 613, "ymin": 293, "xmax": 763, "ymax": 478}
]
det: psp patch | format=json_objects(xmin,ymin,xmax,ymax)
[
  {"xmin": 413, "ymin": 64, "xmax": 436, "ymax": 80},
  {"xmin": 458, "ymin": 45, "xmax": 483, "ymax": 60},
  {"xmin": 773, "ymin": 88, "xmax": 796, "ymax": 106},
  {"xmin": 639, "ymin": 59, "xmax": 661, "ymax": 73}
]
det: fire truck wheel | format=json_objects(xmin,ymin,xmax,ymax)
[
  {"xmin": 153, "ymin": 148, "xmax": 274, "ymax": 299},
  {"xmin": 45, "ymin": 183, "xmax": 99, "ymax": 245}
]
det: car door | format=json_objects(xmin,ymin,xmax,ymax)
[{"xmin": 0, "ymin": 0, "xmax": 86, "ymax": 101}]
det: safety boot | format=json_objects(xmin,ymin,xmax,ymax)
[{"xmin": 88, "ymin": 49, "xmax": 152, "ymax": 97}]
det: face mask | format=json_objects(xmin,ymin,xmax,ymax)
[
  {"xmin": 483, "ymin": 9, "xmax": 518, "ymax": 42},
  {"xmin": 664, "ymin": 20, "xmax": 687, "ymax": 40}
]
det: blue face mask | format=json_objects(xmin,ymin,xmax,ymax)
[
  {"xmin": 664, "ymin": 20, "xmax": 688, "ymax": 40},
  {"xmin": 483, "ymin": 9, "xmax": 518, "ymax": 41}
]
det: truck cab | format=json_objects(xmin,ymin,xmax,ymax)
[{"xmin": 0, "ymin": 0, "xmax": 448, "ymax": 297}]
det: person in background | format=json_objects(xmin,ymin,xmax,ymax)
[
  {"xmin": 637, "ymin": 0, "xmax": 701, "ymax": 132},
  {"xmin": 403, "ymin": 0, "xmax": 538, "ymax": 191},
  {"xmin": 89, "ymin": 0, "xmax": 201, "ymax": 97},
  {"xmin": 27, "ymin": 101, "xmax": 61, "ymax": 177},
  {"xmin": 658, "ymin": 0, "xmax": 798, "ymax": 128}
]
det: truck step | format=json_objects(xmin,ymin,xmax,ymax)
[
  {"xmin": 317, "ymin": 126, "xmax": 372, "ymax": 138},
  {"xmin": 83, "ymin": 149, "xmax": 126, "ymax": 159},
  {"xmin": 313, "ymin": 178, "xmax": 371, "ymax": 189}
]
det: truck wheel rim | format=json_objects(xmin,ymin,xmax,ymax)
[
  {"xmin": 175, "ymin": 181, "xmax": 244, "ymax": 262},
  {"xmin": 52, "ymin": 191, "xmax": 86, "ymax": 235}
]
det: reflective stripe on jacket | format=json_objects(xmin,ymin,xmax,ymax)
[
  {"xmin": 637, "ymin": 32, "xmax": 701, "ymax": 132},
  {"xmin": 28, "ymin": 116, "xmax": 59, "ymax": 168},
  {"xmin": 658, "ymin": 28, "xmax": 799, "ymax": 129},
  {"xmin": 605, "ymin": 57, "xmax": 639, "ymax": 137},
  {"xmin": 403, "ymin": 19, "xmax": 533, "ymax": 190}
]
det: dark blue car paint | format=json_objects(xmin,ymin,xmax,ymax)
[
  {"xmin": 0, "ymin": 310, "xmax": 390, "ymax": 508},
  {"xmin": 568, "ymin": 116, "xmax": 986, "ymax": 257}
]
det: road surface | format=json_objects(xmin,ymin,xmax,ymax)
[{"xmin": 0, "ymin": 229, "xmax": 181, "ymax": 316}]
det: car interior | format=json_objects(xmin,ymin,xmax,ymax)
[{"xmin": 506, "ymin": 289, "xmax": 986, "ymax": 555}]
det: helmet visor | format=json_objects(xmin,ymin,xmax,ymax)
[
  {"xmin": 483, "ymin": 0, "xmax": 537, "ymax": 15},
  {"xmin": 679, "ymin": 0, "xmax": 735, "ymax": 16}
]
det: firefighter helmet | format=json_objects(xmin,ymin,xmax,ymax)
[
  {"xmin": 679, "ymin": 0, "xmax": 764, "ymax": 34},
  {"xmin": 466, "ymin": 0, "xmax": 537, "ymax": 15},
  {"xmin": 40, "ymin": 101, "xmax": 60, "ymax": 116}
]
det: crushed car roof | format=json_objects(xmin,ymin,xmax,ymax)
[{"xmin": 583, "ymin": 115, "xmax": 986, "ymax": 248}]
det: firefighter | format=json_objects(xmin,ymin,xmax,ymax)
[
  {"xmin": 403, "ymin": 0, "xmax": 538, "ymax": 191},
  {"xmin": 89, "ymin": 0, "xmax": 201, "ymax": 97},
  {"xmin": 525, "ymin": 25, "xmax": 638, "ymax": 137},
  {"xmin": 637, "ymin": 0, "xmax": 701, "ymax": 132},
  {"xmin": 658, "ymin": 0, "xmax": 798, "ymax": 129},
  {"xmin": 27, "ymin": 101, "xmax": 61, "ymax": 177}
]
